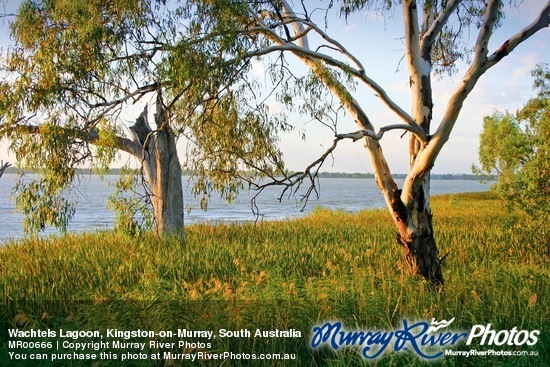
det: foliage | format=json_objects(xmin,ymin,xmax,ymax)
[
  {"xmin": 1, "ymin": 0, "xmax": 548, "ymax": 285},
  {"xmin": 178, "ymin": 0, "xmax": 548, "ymax": 284},
  {"xmin": 1, "ymin": 0, "xmax": 157, "ymax": 232},
  {"xmin": 9, "ymin": 121, "xmax": 80, "ymax": 232},
  {"xmin": 1, "ymin": 193, "xmax": 548, "ymax": 366},
  {"xmin": 108, "ymin": 167, "xmax": 154, "ymax": 236},
  {"xmin": 184, "ymin": 91, "xmax": 291, "ymax": 207},
  {"xmin": 475, "ymin": 64, "xmax": 549, "ymax": 225},
  {"xmin": 338, "ymin": 0, "xmax": 502, "ymax": 76},
  {"xmin": 0, "ymin": 0, "xmax": 288, "ymax": 233}
]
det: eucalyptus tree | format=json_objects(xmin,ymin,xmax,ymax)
[
  {"xmin": 189, "ymin": 0, "xmax": 550, "ymax": 285},
  {"xmin": 0, "ymin": 0, "xmax": 286, "ymax": 234}
]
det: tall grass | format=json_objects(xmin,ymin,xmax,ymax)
[{"xmin": 0, "ymin": 192, "xmax": 548, "ymax": 366}]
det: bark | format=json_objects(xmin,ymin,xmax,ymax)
[
  {"xmin": 129, "ymin": 97, "xmax": 184, "ymax": 235},
  {"xmin": 401, "ymin": 0, "xmax": 441, "ymax": 285},
  {"xmin": 391, "ymin": 187, "xmax": 443, "ymax": 286}
]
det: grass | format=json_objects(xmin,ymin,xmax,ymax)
[{"xmin": 0, "ymin": 192, "xmax": 548, "ymax": 366}]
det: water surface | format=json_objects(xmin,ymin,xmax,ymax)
[{"xmin": 0, "ymin": 174, "xmax": 489, "ymax": 242}]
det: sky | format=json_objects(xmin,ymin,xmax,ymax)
[{"xmin": 0, "ymin": 0, "xmax": 549, "ymax": 174}]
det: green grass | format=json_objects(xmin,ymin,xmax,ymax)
[{"xmin": 0, "ymin": 192, "xmax": 548, "ymax": 366}]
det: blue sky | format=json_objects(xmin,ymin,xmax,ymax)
[
  {"xmin": 267, "ymin": 0, "xmax": 550, "ymax": 174},
  {"xmin": 1, "ymin": 0, "xmax": 548, "ymax": 174}
]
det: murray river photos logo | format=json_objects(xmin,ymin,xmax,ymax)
[{"xmin": 309, "ymin": 318, "xmax": 540, "ymax": 360}]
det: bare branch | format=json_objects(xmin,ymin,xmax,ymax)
[
  {"xmin": 249, "ymin": 134, "xmax": 341, "ymax": 214},
  {"xmin": 240, "ymin": 2, "xmax": 418, "ymax": 129},
  {"xmin": 486, "ymin": 1, "xmax": 550, "ymax": 68},
  {"xmin": 286, "ymin": 24, "xmax": 314, "ymax": 46},
  {"xmin": 336, "ymin": 124, "xmax": 428, "ymax": 142},
  {"xmin": 0, "ymin": 160, "xmax": 11, "ymax": 178},
  {"xmin": 3, "ymin": 121, "xmax": 142, "ymax": 159},
  {"xmin": 250, "ymin": 121, "xmax": 420, "ymax": 216},
  {"xmin": 303, "ymin": 19, "xmax": 365, "ymax": 72},
  {"xmin": 472, "ymin": 0, "xmax": 501, "ymax": 66}
]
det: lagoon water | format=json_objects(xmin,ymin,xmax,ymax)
[{"xmin": 0, "ymin": 174, "xmax": 490, "ymax": 243}]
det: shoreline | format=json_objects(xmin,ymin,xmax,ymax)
[
  {"xmin": 0, "ymin": 168, "xmax": 493, "ymax": 181},
  {"xmin": 1, "ymin": 191, "xmax": 494, "ymax": 246}
]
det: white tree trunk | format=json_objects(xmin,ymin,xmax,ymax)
[
  {"xmin": 241, "ymin": 0, "xmax": 549, "ymax": 285},
  {"xmin": 129, "ymin": 98, "xmax": 184, "ymax": 235}
]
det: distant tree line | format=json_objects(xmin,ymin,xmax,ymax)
[
  {"xmin": 315, "ymin": 172, "xmax": 489, "ymax": 180},
  {"xmin": 2, "ymin": 166, "xmax": 489, "ymax": 181}
]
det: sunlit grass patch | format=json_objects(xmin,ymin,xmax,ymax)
[{"xmin": 0, "ymin": 192, "xmax": 548, "ymax": 366}]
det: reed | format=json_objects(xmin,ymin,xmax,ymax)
[{"xmin": 1, "ymin": 192, "xmax": 547, "ymax": 366}]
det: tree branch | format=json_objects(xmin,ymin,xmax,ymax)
[
  {"xmin": 404, "ymin": 1, "xmax": 501, "ymax": 190},
  {"xmin": 336, "ymin": 124, "xmax": 429, "ymax": 142},
  {"xmin": 486, "ymin": 1, "xmax": 550, "ymax": 68},
  {"xmin": 240, "ymin": 2, "xmax": 418, "ymax": 129},
  {"xmin": 248, "ymin": 132, "xmax": 342, "ymax": 213},
  {"xmin": 89, "ymin": 82, "xmax": 160, "ymax": 110},
  {"xmin": 420, "ymin": 0, "xmax": 461, "ymax": 59},
  {"xmin": 3, "ymin": 121, "xmax": 142, "ymax": 159},
  {"xmin": 403, "ymin": 0, "xmax": 549, "ymax": 206},
  {"xmin": 0, "ymin": 160, "xmax": 11, "ymax": 179},
  {"xmin": 241, "ymin": 42, "xmax": 418, "ymax": 128},
  {"xmin": 403, "ymin": 0, "xmax": 433, "ymax": 132},
  {"xmin": 249, "ymin": 122, "xmax": 421, "ymax": 215},
  {"xmin": 244, "ymin": 1, "xmax": 403, "ymax": 209},
  {"xmin": 303, "ymin": 20, "xmax": 365, "ymax": 71},
  {"xmin": 472, "ymin": 0, "xmax": 501, "ymax": 66},
  {"xmin": 427, "ymin": 0, "xmax": 502, "ymax": 152},
  {"xmin": 403, "ymin": 0, "xmax": 424, "ymax": 77}
]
